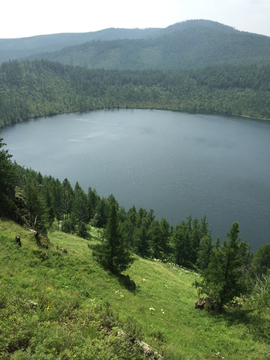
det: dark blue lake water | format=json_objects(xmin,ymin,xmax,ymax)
[{"xmin": 1, "ymin": 109, "xmax": 270, "ymax": 250}]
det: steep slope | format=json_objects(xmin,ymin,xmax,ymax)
[{"xmin": 1, "ymin": 218, "xmax": 269, "ymax": 359}]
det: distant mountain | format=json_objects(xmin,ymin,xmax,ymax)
[
  {"xmin": 0, "ymin": 26, "xmax": 165, "ymax": 63},
  {"xmin": 1, "ymin": 20, "xmax": 270, "ymax": 69}
]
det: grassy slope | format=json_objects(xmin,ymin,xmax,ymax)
[{"xmin": 1, "ymin": 219, "xmax": 269, "ymax": 359}]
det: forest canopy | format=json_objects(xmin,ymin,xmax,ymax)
[{"xmin": 0, "ymin": 59, "xmax": 270, "ymax": 129}]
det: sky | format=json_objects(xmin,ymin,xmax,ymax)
[{"xmin": 1, "ymin": 0, "xmax": 270, "ymax": 39}]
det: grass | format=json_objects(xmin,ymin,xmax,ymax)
[{"xmin": 0, "ymin": 218, "xmax": 269, "ymax": 359}]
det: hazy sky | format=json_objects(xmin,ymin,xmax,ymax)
[{"xmin": 1, "ymin": 0, "xmax": 270, "ymax": 39}]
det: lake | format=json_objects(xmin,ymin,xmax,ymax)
[{"xmin": 1, "ymin": 109, "xmax": 270, "ymax": 251}]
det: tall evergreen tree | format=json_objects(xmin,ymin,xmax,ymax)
[
  {"xmin": 0, "ymin": 138, "xmax": 17, "ymax": 217},
  {"xmin": 172, "ymin": 220, "xmax": 191, "ymax": 267},
  {"xmin": 92, "ymin": 203, "xmax": 134, "ymax": 273},
  {"xmin": 24, "ymin": 183, "xmax": 49, "ymax": 231},
  {"xmin": 135, "ymin": 225, "xmax": 151, "ymax": 258},
  {"xmin": 196, "ymin": 235, "xmax": 212, "ymax": 271},
  {"xmin": 73, "ymin": 181, "xmax": 89, "ymax": 223},
  {"xmin": 194, "ymin": 222, "xmax": 248, "ymax": 312}
]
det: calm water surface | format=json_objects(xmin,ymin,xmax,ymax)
[{"xmin": 1, "ymin": 109, "xmax": 270, "ymax": 250}]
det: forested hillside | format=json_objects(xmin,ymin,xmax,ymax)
[
  {"xmin": 1, "ymin": 59, "xmax": 270, "ymax": 129},
  {"xmin": 0, "ymin": 27, "xmax": 163, "ymax": 64},
  {"xmin": 0, "ymin": 20, "xmax": 237, "ymax": 65},
  {"xmin": 26, "ymin": 22, "xmax": 270, "ymax": 70},
  {"xmin": 2, "ymin": 20, "xmax": 270, "ymax": 70}
]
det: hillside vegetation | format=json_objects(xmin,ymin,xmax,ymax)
[
  {"xmin": 1, "ymin": 59, "xmax": 270, "ymax": 129},
  {"xmin": 2, "ymin": 20, "xmax": 270, "ymax": 70},
  {"xmin": 0, "ymin": 27, "xmax": 163, "ymax": 64},
  {"xmin": 1, "ymin": 218, "xmax": 270, "ymax": 360},
  {"xmin": 0, "ymin": 20, "xmax": 238, "ymax": 65},
  {"xmin": 25, "ymin": 21, "xmax": 270, "ymax": 71}
]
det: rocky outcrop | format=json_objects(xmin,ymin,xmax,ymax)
[
  {"xmin": 195, "ymin": 296, "xmax": 214, "ymax": 311},
  {"xmin": 136, "ymin": 341, "xmax": 163, "ymax": 360}
]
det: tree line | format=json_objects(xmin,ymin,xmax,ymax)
[{"xmin": 0, "ymin": 60, "xmax": 270, "ymax": 130}]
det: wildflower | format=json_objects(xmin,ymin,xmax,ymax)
[{"xmin": 149, "ymin": 307, "xmax": 155, "ymax": 311}]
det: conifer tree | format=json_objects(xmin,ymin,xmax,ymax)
[
  {"xmin": 196, "ymin": 235, "xmax": 212, "ymax": 271},
  {"xmin": 172, "ymin": 220, "xmax": 191, "ymax": 267},
  {"xmin": 194, "ymin": 222, "xmax": 248, "ymax": 312},
  {"xmin": 92, "ymin": 203, "xmax": 134, "ymax": 273},
  {"xmin": 0, "ymin": 138, "xmax": 17, "ymax": 217},
  {"xmin": 135, "ymin": 225, "xmax": 151, "ymax": 258}
]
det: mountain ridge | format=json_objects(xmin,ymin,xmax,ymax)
[{"xmin": 1, "ymin": 19, "xmax": 268, "ymax": 68}]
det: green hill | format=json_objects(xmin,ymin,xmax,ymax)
[
  {"xmin": 24, "ymin": 20, "xmax": 270, "ymax": 70},
  {"xmin": 1, "ymin": 218, "xmax": 269, "ymax": 359},
  {"xmin": 2, "ymin": 20, "xmax": 270, "ymax": 70},
  {"xmin": 0, "ymin": 27, "xmax": 162, "ymax": 64}
]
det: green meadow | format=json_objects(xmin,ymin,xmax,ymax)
[{"xmin": 0, "ymin": 219, "xmax": 269, "ymax": 359}]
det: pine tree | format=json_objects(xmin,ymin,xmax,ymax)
[
  {"xmin": 92, "ymin": 203, "xmax": 134, "ymax": 273},
  {"xmin": 194, "ymin": 222, "xmax": 248, "ymax": 312},
  {"xmin": 0, "ymin": 138, "xmax": 17, "ymax": 217},
  {"xmin": 196, "ymin": 235, "xmax": 212, "ymax": 271},
  {"xmin": 172, "ymin": 220, "xmax": 191, "ymax": 267},
  {"xmin": 135, "ymin": 225, "xmax": 151, "ymax": 258}
]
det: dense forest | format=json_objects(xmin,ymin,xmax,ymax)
[
  {"xmin": 1, "ymin": 59, "xmax": 270, "ymax": 129},
  {"xmin": 29, "ymin": 24, "xmax": 270, "ymax": 70}
]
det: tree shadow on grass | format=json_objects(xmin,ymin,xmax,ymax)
[
  {"xmin": 207, "ymin": 307, "xmax": 254, "ymax": 327},
  {"xmin": 115, "ymin": 273, "xmax": 138, "ymax": 293}
]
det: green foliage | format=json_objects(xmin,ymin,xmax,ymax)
[
  {"xmin": 77, "ymin": 222, "xmax": 89, "ymax": 239},
  {"xmin": 172, "ymin": 220, "xmax": 191, "ymax": 267},
  {"xmin": 92, "ymin": 203, "xmax": 135, "ymax": 273},
  {"xmin": 25, "ymin": 21, "xmax": 270, "ymax": 71},
  {"xmin": 135, "ymin": 225, "xmax": 151, "ymax": 258},
  {"xmin": 0, "ymin": 138, "xmax": 17, "ymax": 217},
  {"xmin": 24, "ymin": 183, "xmax": 49, "ymax": 232},
  {"xmin": 196, "ymin": 235, "xmax": 212, "ymax": 271},
  {"xmin": 1, "ymin": 60, "xmax": 270, "ymax": 130},
  {"xmin": 251, "ymin": 243, "xmax": 270, "ymax": 278},
  {"xmin": 61, "ymin": 217, "xmax": 76, "ymax": 234},
  {"xmin": 194, "ymin": 222, "xmax": 249, "ymax": 312},
  {"xmin": 249, "ymin": 270, "xmax": 270, "ymax": 344},
  {"xmin": 1, "ymin": 219, "xmax": 270, "ymax": 359}
]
